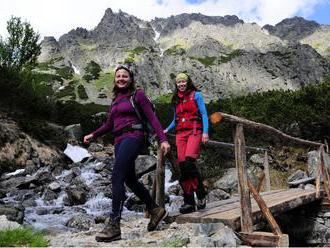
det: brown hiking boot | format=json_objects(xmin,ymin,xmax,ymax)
[
  {"xmin": 147, "ymin": 206, "xmax": 168, "ymax": 231},
  {"xmin": 95, "ymin": 218, "xmax": 121, "ymax": 242}
]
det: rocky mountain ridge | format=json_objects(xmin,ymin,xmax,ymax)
[{"xmin": 39, "ymin": 8, "xmax": 330, "ymax": 103}]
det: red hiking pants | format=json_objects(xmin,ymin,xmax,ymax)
[{"xmin": 176, "ymin": 129, "xmax": 202, "ymax": 162}]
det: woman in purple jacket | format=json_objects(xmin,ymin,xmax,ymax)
[{"xmin": 84, "ymin": 64, "xmax": 170, "ymax": 242}]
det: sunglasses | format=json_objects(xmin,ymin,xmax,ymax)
[{"xmin": 115, "ymin": 64, "xmax": 132, "ymax": 73}]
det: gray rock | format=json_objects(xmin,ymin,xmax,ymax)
[
  {"xmin": 48, "ymin": 181, "xmax": 61, "ymax": 192},
  {"xmin": 135, "ymin": 155, "xmax": 157, "ymax": 177},
  {"xmin": 66, "ymin": 214, "xmax": 94, "ymax": 230},
  {"xmin": 207, "ymin": 189, "xmax": 230, "ymax": 202},
  {"xmin": 287, "ymin": 169, "xmax": 307, "ymax": 183},
  {"xmin": 308, "ymin": 150, "xmax": 320, "ymax": 177},
  {"xmin": 0, "ymin": 215, "xmax": 21, "ymax": 230}
]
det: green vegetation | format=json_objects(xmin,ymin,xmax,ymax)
[
  {"xmin": 94, "ymin": 70, "xmax": 114, "ymax": 90},
  {"xmin": 189, "ymin": 50, "xmax": 243, "ymax": 67},
  {"xmin": 83, "ymin": 60, "xmax": 102, "ymax": 82},
  {"xmin": 79, "ymin": 43, "xmax": 97, "ymax": 51},
  {"xmin": 189, "ymin": 56, "xmax": 216, "ymax": 67},
  {"xmin": 124, "ymin": 46, "xmax": 148, "ymax": 63},
  {"xmin": 164, "ymin": 45, "xmax": 186, "ymax": 56},
  {"xmin": 77, "ymin": 84, "xmax": 88, "ymax": 99},
  {"xmin": 326, "ymin": 47, "xmax": 330, "ymax": 53},
  {"xmin": 219, "ymin": 50, "xmax": 243, "ymax": 63},
  {"xmin": 161, "ymin": 236, "xmax": 189, "ymax": 247},
  {"xmin": 0, "ymin": 16, "xmax": 41, "ymax": 70},
  {"xmin": 0, "ymin": 228, "xmax": 49, "ymax": 247},
  {"xmin": 154, "ymin": 93, "xmax": 172, "ymax": 104}
]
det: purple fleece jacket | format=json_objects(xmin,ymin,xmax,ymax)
[{"xmin": 92, "ymin": 89, "xmax": 167, "ymax": 144}]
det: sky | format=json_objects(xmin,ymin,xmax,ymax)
[{"xmin": 1, "ymin": 0, "xmax": 330, "ymax": 40}]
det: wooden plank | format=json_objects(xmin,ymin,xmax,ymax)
[
  {"xmin": 239, "ymin": 232, "xmax": 289, "ymax": 247},
  {"xmin": 209, "ymin": 191, "xmax": 317, "ymax": 229},
  {"xmin": 263, "ymin": 151, "xmax": 271, "ymax": 192},
  {"xmin": 181, "ymin": 189, "xmax": 322, "ymax": 230},
  {"xmin": 247, "ymin": 179, "xmax": 282, "ymax": 235},
  {"xmin": 175, "ymin": 188, "xmax": 322, "ymax": 229},
  {"xmin": 234, "ymin": 124, "xmax": 253, "ymax": 232},
  {"xmin": 175, "ymin": 189, "xmax": 287, "ymax": 222}
]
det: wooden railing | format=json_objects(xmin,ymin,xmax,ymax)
[{"xmin": 152, "ymin": 112, "xmax": 329, "ymax": 247}]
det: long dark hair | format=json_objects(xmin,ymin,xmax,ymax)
[
  {"xmin": 171, "ymin": 73, "xmax": 199, "ymax": 105},
  {"xmin": 112, "ymin": 64, "xmax": 136, "ymax": 99}
]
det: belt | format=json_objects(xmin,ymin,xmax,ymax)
[{"xmin": 113, "ymin": 124, "xmax": 144, "ymax": 137}]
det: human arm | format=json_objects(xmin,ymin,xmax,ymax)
[
  {"xmin": 87, "ymin": 108, "xmax": 114, "ymax": 141},
  {"xmin": 164, "ymin": 110, "xmax": 176, "ymax": 133},
  {"xmin": 195, "ymin": 91, "xmax": 209, "ymax": 143}
]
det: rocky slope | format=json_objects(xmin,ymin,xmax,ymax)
[{"xmin": 39, "ymin": 9, "xmax": 330, "ymax": 103}]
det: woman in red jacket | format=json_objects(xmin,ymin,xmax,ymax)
[{"xmin": 165, "ymin": 72, "xmax": 209, "ymax": 214}]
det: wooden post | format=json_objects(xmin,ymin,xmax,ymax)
[
  {"xmin": 240, "ymin": 232, "xmax": 289, "ymax": 247},
  {"xmin": 247, "ymin": 179, "xmax": 283, "ymax": 235},
  {"xmin": 234, "ymin": 124, "xmax": 253, "ymax": 232},
  {"xmin": 320, "ymin": 146, "xmax": 330, "ymax": 198},
  {"xmin": 257, "ymin": 172, "xmax": 265, "ymax": 193},
  {"xmin": 263, "ymin": 151, "xmax": 271, "ymax": 192},
  {"xmin": 165, "ymin": 150, "xmax": 181, "ymax": 182},
  {"xmin": 155, "ymin": 147, "xmax": 166, "ymax": 207}
]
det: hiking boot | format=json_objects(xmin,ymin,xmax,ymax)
[
  {"xmin": 95, "ymin": 218, "xmax": 121, "ymax": 242},
  {"xmin": 197, "ymin": 198, "xmax": 206, "ymax": 210},
  {"xmin": 147, "ymin": 206, "xmax": 168, "ymax": 232},
  {"xmin": 179, "ymin": 204, "xmax": 196, "ymax": 214}
]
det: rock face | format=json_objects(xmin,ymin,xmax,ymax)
[
  {"xmin": 0, "ymin": 112, "xmax": 62, "ymax": 175},
  {"xmin": 39, "ymin": 9, "xmax": 330, "ymax": 102},
  {"xmin": 263, "ymin": 16, "xmax": 320, "ymax": 41}
]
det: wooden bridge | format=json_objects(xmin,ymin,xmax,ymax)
[{"xmin": 151, "ymin": 112, "xmax": 330, "ymax": 247}]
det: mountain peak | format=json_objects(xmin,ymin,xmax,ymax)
[{"xmin": 263, "ymin": 16, "xmax": 320, "ymax": 40}]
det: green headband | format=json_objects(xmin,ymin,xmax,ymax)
[{"xmin": 176, "ymin": 73, "xmax": 188, "ymax": 82}]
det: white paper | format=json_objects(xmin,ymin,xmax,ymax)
[{"xmin": 64, "ymin": 144, "xmax": 91, "ymax": 163}]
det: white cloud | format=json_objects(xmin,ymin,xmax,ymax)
[{"xmin": 0, "ymin": 0, "xmax": 326, "ymax": 40}]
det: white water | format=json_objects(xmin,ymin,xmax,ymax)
[{"xmin": 72, "ymin": 64, "xmax": 80, "ymax": 75}]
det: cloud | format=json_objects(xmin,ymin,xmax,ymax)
[{"xmin": 0, "ymin": 0, "xmax": 326, "ymax": 39}]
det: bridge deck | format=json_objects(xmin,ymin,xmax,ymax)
[{"xmin": 175, "ymin": 188, "xmax": 323, "ymax": 230}]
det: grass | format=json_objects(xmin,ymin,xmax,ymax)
[
  {"xmin": 161, "ymin": 237, "xmax": 189, "ymax": 247},
  {"xmin": 190, "ymin": 56, "xmax": 216, "ymax": 67},
  {"xmin": 164, "ymin": 45, "xmax": 186, "ymax": 56},
  {"xmin": 0, "ymin": 228, "xmax": 49, "ymax": 247},
  {"xmin": 94, "ymin": 70, "xmax": 114, "ymax": 90},
  {"xmin": 79, "ymin": 43, "xmax": 97, "ymax": 51}
]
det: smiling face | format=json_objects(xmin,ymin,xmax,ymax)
[
  {"xmin": 115, "ymin": 69, "xmax": 131, "ymax": 89},
  {"xmin": 176, "ymin": 79, "xmax": 188, "ymax": 92}
]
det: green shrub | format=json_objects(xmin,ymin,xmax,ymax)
[
  {"xmin": 77, "ymin": 84, "xmax": 88, "ymax": 99},
  {"xmin": 164, "ymin": 45, "xmax": 186, "ymax": 56},
  {"xmin": 0, "ymin": 228, "xmax": 49, "ymax": 247},
  {"xmin": 189, "ymin": 56, "xmax": 216, "ymax": 67},
  {"xmin": 83, "ymin": 61, "xmax": 101, "ymax": 82}
]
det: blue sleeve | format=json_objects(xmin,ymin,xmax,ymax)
[
  {"xmin": 166, "ymin": 109, "xmax": 176, "ymax": 132},
  {"xmin": 195, "ymin": 92, "xmax": 209, "ymax": 134}
]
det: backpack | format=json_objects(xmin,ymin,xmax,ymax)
[{"xmin": 129, "ymin": 89, "xmax": 156, "ymax": 146}]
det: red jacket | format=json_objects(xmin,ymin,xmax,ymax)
[{"xmin": 175, "ymin": 90, "xmax": 202, "ymax": 132}]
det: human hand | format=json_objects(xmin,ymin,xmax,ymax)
[
  {"xmin": 83, "ymin": 134, "xmax": 94, "ymax": 144},
  {"xmin": 163, "ymin": 129, "xmax": 168, "ymax": 134},
  {"xmin": 160, "ymin": 141, "xmax": 170, "ymax": 155},
  {"xmin": 202, "ymin": 134, "xmax": 209, "ymax": 144}
]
